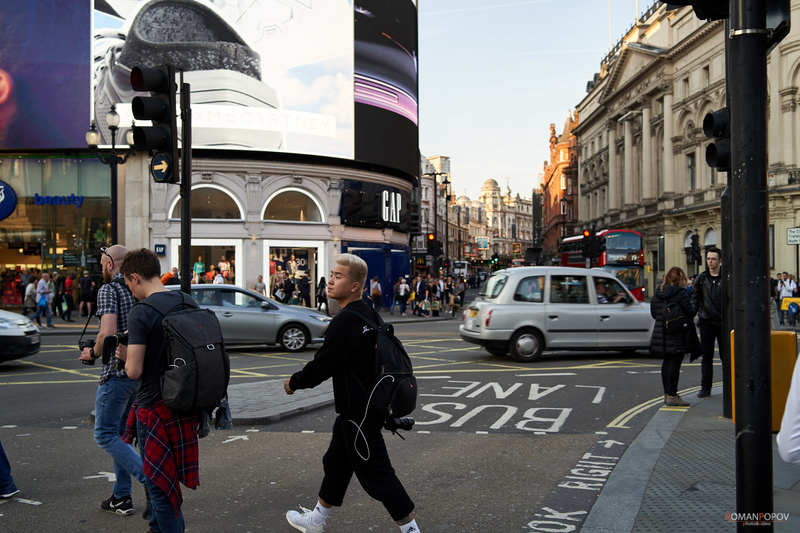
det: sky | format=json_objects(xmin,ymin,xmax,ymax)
[{"xmin": 418, "ymin": 0, "xmax": 655, "ymax": 199}]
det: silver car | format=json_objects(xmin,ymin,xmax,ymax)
[
  {"xmin": 459, "ymin": 266, "xmax": 654, "ymax": 362},
  {"xmin": 0, "ymin": 309, "xmax": 40, "ymax": 362},
  {"xmin": 168, "ymin": 285, "xmax": 330, "ymax": 352}
]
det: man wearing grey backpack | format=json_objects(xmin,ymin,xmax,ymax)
[{"xmin": 283, "ymin": 253, "xmax": 421, "ymax": 533}]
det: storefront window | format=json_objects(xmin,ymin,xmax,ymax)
[
  {"xmin": 0, "ymin": 157, "xmax": 112, "ymax": 307},
  {"xmin": 171, "ymin": 186, "xmax": 242, "ymax": 219},
  {"xmin": 264, "ymin": 189, "xmax": 322, "ymax": 222}
]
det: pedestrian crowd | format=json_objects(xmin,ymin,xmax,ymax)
[
  {"xmin": 3, "ymin": 267, "xmax": 101, "ymax": 328},
  {"xmin": 364, "ymin": 273, "xmax": 468, "ymax": 319},
  {"xmin": 650, "ymin": 247, "xmax": 723, "ymax": 407},
  {"xmin": 1, "ymin": 248, "xmax": 421, "ymax": 533}
]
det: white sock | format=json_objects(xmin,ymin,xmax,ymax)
[
  {"xmin": 399, "ymin": 519, "xmax": 420, "ymax": 533},
  {"xmin": 311, "ymin": 502, "xmax": 329, "ymax": 525}
]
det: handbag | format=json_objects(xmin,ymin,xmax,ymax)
[
  {"xmin": 431, "ymin": 300, "xmax": 442, "ymax": 311},
  {"xmin": 38, "ymin": 294, "xmax": 47, "ymax": 307},
  {"xmin": 409, "ymin": 291, "xmax": 416, "ymax": 302}
]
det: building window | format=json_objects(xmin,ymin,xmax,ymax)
[
  {"xmin": 172, "ymin": 186, "xmax": 243, "ymax": 220},
  {"xmin": 683, "ymin": 77, "xmax": 690, "ymax": 97},
  {"xmin": 560, "ymin": 175, "xmax": 567, "ymax": 190},
  {"xmin": 560, "ymin": 199, "xmax": 567, "ymax": 215},
  {"xmin": 687, "ymin": 153, "xmax": 696, "ymax": 191},
  {"xmin": 703, "ymin": 65, "xmax": 710, "ymax": 87},
  {"xmin": 710, "ymin": 166, "xmax": 717, "ymax": 186},
  {"xmin": 262, "ymin": 188, "xmax": 323, "ymax": 222}
]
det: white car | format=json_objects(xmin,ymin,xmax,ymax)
[
  {"xmin": 0, "ymin": 309, "xmax": 40, "ymax": 362},
  {"xmin": 459, "ymin": 266, "xmax": 654, "ymax": 362}
]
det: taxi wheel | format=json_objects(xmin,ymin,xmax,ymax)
[{"xmin": 509, "ymin": 329, "xmax": 543, "ymax": 362}]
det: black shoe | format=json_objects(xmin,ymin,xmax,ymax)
[
  {"xmin": 101, "ymin": 495, "xmax": 134, "ymax": 516},
  {"xmin": 697, "ymin": 390, "xmax": 711, "ymax": 398}
]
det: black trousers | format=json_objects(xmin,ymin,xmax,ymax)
[
  {"xmin": 319, "ymin": 415, "xmax": 414, "ymax": 522},
  {"xmin": 661, "ymin": 353, "xmax": 683, "ymax": 396},
  {"xmin": 700, "ymin": 321, "xmax": 724, "ymax": 393}
]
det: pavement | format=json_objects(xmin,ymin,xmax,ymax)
[
  {"xmin": 30, "ymin": 307, "xmax": 455, "ymax": 336},
  {"xmin": 581, "ymin": 388, "xmax": 800, "ymax": 532}
]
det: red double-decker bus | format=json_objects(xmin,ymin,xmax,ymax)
[{"xmin": 559, "ymin": 229, "xmax": 646, "ymax": 300}]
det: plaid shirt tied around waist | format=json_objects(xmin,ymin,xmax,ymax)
[{"xmin": 123, "ymin": 401, "xmax": 199, "ymax": 515}]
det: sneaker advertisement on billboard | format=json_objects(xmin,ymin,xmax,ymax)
[{"xmin": 91, "ymin": 0, "xmax": 419, "ymax": 179}]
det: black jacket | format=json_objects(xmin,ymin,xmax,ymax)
[
  {"xmin": 692, "ymin": 269, "xmax": 722, "ymax": 324},
  {"xmin": 289, "ymin": 299, "xmax": 377, "ymax": 416},
  {"xmin": 650, "ymin": 284, "xmax": 697, "ymax": 356}
]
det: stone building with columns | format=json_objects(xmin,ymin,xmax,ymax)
[{"xmin": 574, "ymin": 2, "xmax": 800, "ymax": 295}]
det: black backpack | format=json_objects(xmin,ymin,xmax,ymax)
[
  {"xmin": 142, "ymin": 292, "xmax": 230, "ymax": 414},
  {"xmin": 663, "ymin": 298, "xmax": 688, "ymax": 333},
  {"xmin": 344, "ymin": 308, "xmax": 417, "ymax": 421}
]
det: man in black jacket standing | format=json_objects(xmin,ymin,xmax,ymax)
[
  {"xmin": 283, "ymin": 253, "xmax": 420, "ymax": 533},
  {"xmin": 692, "ymin": 246, "xmax": 723, "ymax": 398}
]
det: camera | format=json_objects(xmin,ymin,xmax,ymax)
[
  {"xmin": 79, "ymin": 337, "xmax": 96, "ymax": 365},
  {"xmin": 384, "ymin": 417, "xmax": 415, "ymax": 434},
  {"xmin": 102, "ymin": 333, "xmax": 129, "ymax": 368}
]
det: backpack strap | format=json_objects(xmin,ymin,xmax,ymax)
[
  {"xmin": 139, "ymin": 291, "xmax": 196, "ymax": 317},
  {"xmin": 342, "ymin": 305, "xmax": 384, "ymax": 331}
]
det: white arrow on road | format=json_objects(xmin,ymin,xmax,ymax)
[
  {"xmin": 15, "ymin": 498, "xmax": 42, "ymax": 506},
  {"xmin": 83, "ymin": 472, "xmax": 116, "ymax": 482},
  {"xmin": 598, "ymin": 440, "xmax": 625, "ymax": 448},
  {"xmin": 223, "ymin": 435, "xmax": 249, "ymax": 444},
  {"xmin": 626, "ymin": 370, "xmax": 661, "ymax": 375}
]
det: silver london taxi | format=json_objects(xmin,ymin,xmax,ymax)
[{"xmin": 459, "ymin": 266, "xmax": 654, "ymax": 362}]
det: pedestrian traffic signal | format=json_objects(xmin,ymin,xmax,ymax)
[
  {"xmin": 663, "ymin": 2, "xmax": 728, "ymax": 20},
  {"xmin": 703, "ymin": 108, "xmax": 730, "ymax": 172},
  {"xmin": 582, "ymin": 229, "xmax": 593, "ymax": 260},
  {"xmin": 427, "ymin": 232, "xmax": 435, "ymax": 241},
  {"xmin": 130, "ymin": 65, "xmax": 179, "ymax": 183}
]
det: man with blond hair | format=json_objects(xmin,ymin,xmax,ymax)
[{"xmin": 284, "ymin": 253, "xmax": 420, "ymax": 533}]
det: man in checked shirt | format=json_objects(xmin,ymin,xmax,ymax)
[{"xmin": 79, "ymin": 244, "xmax": 147, "ymax": 517}]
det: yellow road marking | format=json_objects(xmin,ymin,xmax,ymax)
[
  {"xmin": 0, "ymin": 379, "xmax": 97, "ymax": 385},
  {"xmin": 607, "ymin": 381, "xmax": 722, "ymax": 429},
  {"xmin": 229, "ymin": 368, "xmax": 271, "ymax": 378},
  {"xmin": 660, "ymin": 406, "xmax": 690, "ymax": 412},
  {"xmin": 20, "ymin": 360, "xmax": 98, "ymax": 378}
]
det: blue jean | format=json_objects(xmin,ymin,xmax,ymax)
[
  {"xmin": 0, "ymin": 439, "xmax": 18, "ymax": 495},
  {"xmin": 137, "ymin": 420, "xmax": 185, "ymax": 533},
  {"xmin": 94, "ymin": 376, "xmax": 146, "ymax": 498},
  {"xmin": 31, "ymin": 303, "xmax": 52, "ymax": 327}
]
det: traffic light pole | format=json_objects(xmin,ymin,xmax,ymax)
[
  {"xmin": 729, "ymin": 0, "xmax": 773, "ymax": 527},
  {"xmin": 179, "ymin": 76, "xmax": 192, "ymax": 295}
]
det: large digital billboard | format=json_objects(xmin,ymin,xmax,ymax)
[
  {"xmin": 0, "ymin": 1, "xmax": 90, "ymax": 150},
  {"xmin": 92, "ymin": 0, "xmax": 419, "ymax": 179}
]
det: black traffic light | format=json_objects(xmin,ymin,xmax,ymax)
[
  {"xmin": 590, "ymin": 234, "xmax": 602, "ymax": 259},
  {"xmin": 581, "ymin": 229, "xmax": 592, "ymax": 259},
  {"xmin": 130, "ymin": 65, "xmax": 179, "ymax": 183},
  {"xmin": 664, "ymin": 2, "xmax": 727, "ymax": 20},
  {"xmin": 409, "ymin": 203, "xmax": 421, "ymax": 234},
  {"xmin": 690, "ymin": 234, "xmax": 702, "ymax": 264},
  {"xmin": 703, "ymin": 108, "xmax": 730, "ymax": 172}
]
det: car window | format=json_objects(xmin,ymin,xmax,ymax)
[
  {"xmin": 549, "ymin": 275, "xmax": 589, "ymax": 304},
  {"xmin": 593, "ymin": 277, "xmax": 628, "ymax": 304},
  {"xmin": 191, "ymin": 289, "xmax": 221, "ymax": 307},
  {"xmin": 235, "ymin": 290, "xmax": 263, "ymax": 308},
  {"xmin": 219, "ymin": 289, "xmax": 238, "ymax": 307},
  {"xmin": 483, "ymin": 274, "xmax": 508, "ymax": 299},
  {"xmin": 514, "ymin": 276, "xmax": 544, "ymax": 303}
]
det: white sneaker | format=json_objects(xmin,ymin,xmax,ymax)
[{"xmin": 286, "ymin": 506, "xmax": 325, "ymax": 533}]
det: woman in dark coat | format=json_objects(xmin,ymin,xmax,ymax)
[
  {"xmin": 316, "ymin": 276, "xmax": 328, "ymax": 314},
  {"xmin": 650, "ymin": 266, "xmax": 697, "ymax": 406}
]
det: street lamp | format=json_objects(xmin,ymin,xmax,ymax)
[
  {"xmin": 86, "ymin": 105, "xmax": 135, "ymax": 245},
  {"xmin": 422, "ymin": 170, "xmax": 448, "ymax": 273},
  {"xmin": 442, "ymin": 174, "xmax": 451, "ymax": 271}
]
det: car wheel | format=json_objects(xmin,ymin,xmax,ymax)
[
  {"xmin": 509, "ymin": 329, "xmax": 544, "ymax": 362},
  {"xmin": 279, "ymin": 324, "xmax": 309, "ymax": 352}
]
